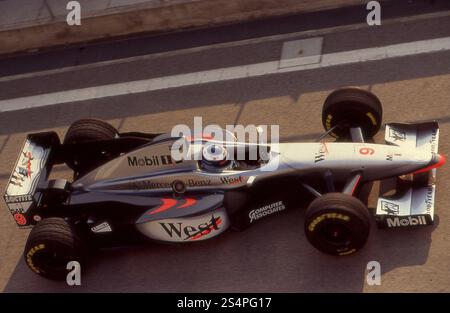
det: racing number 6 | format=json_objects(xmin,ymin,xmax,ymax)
[{"xmin": 359, "ymin": 147, "xmax": 375, "ymax": 155}]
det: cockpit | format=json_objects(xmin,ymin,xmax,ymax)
[{"xmin": 198, "ymin": 142, "xmax": 270, "ymax": 172}]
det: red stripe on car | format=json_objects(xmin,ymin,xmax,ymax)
[
  {"xmin": 177, "ymin": 198, "xmax": 197, "ymax": 209},
  {"xmin": 413, "ymin": 154, "xmax": 446, "ymax": 174},
  {"xmin": 149, "ymin": 198, "xmax": 178, "ymax": 215},
  {"xmin": 190, "ymin": 218, "xmax": 222, "ymax": 240}
]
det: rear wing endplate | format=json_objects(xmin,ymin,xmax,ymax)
[{"xmin": 3, "ymin": 132, "xmax": 59, "ymax": 227}]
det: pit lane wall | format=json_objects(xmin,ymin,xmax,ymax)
[{"xmin": 0, "ymin": 0, "xmax": 369, "ymax": 56}]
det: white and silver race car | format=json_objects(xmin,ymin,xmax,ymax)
[{"xmin": 3, "ymin": 87, "xmax": 445, "ymax": 279}]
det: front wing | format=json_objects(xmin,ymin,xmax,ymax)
[{"xmin": 375, "ymin": 121, "xmax": 439, "ymax": 228}]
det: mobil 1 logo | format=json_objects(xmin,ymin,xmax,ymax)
[
  {"xmin": 128, "ymin": 154, "xmax": 180, "ymax": 167},
  {"xmin": 385, "ymin": 215, "xmax": 429, "ymax": 228}
]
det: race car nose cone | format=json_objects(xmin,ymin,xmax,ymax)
[
  {"xmin": 431, "ymin": 153, "xmax": 446, "ymax": 168},
  {"xmin": 413, "ymin": 153, "xmax": 446, "ymax": 174},
  {"xmin": 437, "ymin": 153, "xmax": 446, "ymax": 167}
]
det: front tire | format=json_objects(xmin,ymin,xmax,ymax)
[
  {"xmin": 322, "ymin": 87, "xmax": 383, "ymax": 139},
  {"xmin": 304, "ymin": 193, "xmax": 370, "ymax": 256},
  {"xmin": 24, "ymin": 218, "xmax": 86, "ymax": 280}
]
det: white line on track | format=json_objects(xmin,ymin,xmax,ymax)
[
  {"xmin": 1, "ymin": 36, "xmax": 450, "ymax": 112},
  {"xmin": 1, "ymin": 35, "xmax": 450, "ymax": 113},
  {"xmin": 1, "ymin": 10, "xmax": 449, "ymax": 83}
]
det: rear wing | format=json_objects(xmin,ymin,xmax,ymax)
[
  {"xmin": 376, "ymin": 121, "xmax": 440, "ymax": 228},
  {"xmin": 3, "ymin": 132, "xmax": 60, "ymax": 227}
]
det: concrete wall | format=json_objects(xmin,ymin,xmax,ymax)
[{"xmin": 0, "ymin": 0, "xmax": 368, "ymax": 56}]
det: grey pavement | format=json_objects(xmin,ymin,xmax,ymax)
[{"xmin": 0, "ymin": 0, "xmax": 375, "ymax": 56}]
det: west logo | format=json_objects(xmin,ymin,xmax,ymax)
[
  {"xmin": 159, "ymin": 215, "xmax": 221, "ymax": 240},
  {"xmin": 220, "ymin": 176, "xmax": 243, "ymax": 185},
  {"xmin": 128, "ymin": 155, "xmax": 177, "ymax": 167},
  {"xmin": 386, "ymin": 216, "xmax": 428, "ymax": 228}
]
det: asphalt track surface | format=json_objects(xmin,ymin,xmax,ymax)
[{"xmin": 0, "ymin": 1, "xmax": 450, "ymax": 292}]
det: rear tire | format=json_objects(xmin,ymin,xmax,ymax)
[
  {"xmin": 64, "ymin": 118, "xmax": 118, "ymax": 145},
  {"xmin": 64, "ymin": 119, "xmax": 118, "ymax": 177},
  {"xmin": 322, "ymin": 87, "xmax": 383, "ymax": 139},
  {"xmin": 304, "ymin": 193, "xmax": 370, "ymax": 256},
  {"xmin": 24, "ymin": 217, "xmax": 86, "ymax": 280}
]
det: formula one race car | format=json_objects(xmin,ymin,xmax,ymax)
[{"xmin": 4, "ymin": 87, "xmax": 445, "ymax": 279}]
